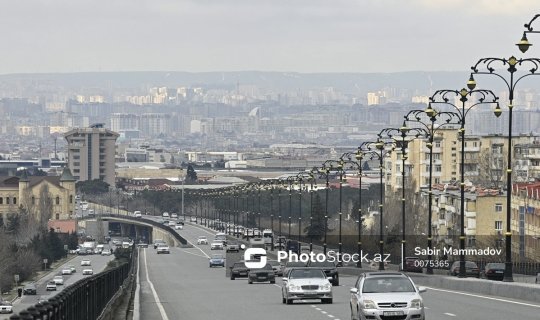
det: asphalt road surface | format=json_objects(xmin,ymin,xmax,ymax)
[{"xmin": 138, "ymin": 223, "xmax": 540, "ymax": 320}]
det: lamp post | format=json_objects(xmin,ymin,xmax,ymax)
[
  {"xmin": 307, "ymin": 172, "xmax": 316, "ymax": 252},
  {"xmin": 363, "ymin": 139, "xmax": 393, "ymax": 270},
  {"xmin": 321, "ymin": 159, "xmax": 345, "ymax": 257},
  {"xmin": 516, "ymin": 14, "xmax": 540, "ymax": 53},
  {"xmin": 312, "ymin": 166, "xmax": 331, "ymax": 254},
  {"xmin": 269, "ymin": 180, "xmax": 275, "ymax": 251},
  {"xmin": 405, "ymin": 108, "xmax": 459, "ymax": 274},
  {"xmin": 295, "ymin": 172, "xmax": 311, "ymax": 242},
  {"xmin": 379, "ymin": 123, "xmax": 428, "ymax": 271},
  {"xmin": 471, "ymin": 56, "xmax": 540, "ymax": 281},
  {"xmin": 429, "ymin": 86, "xmax": 499, "ymax": 278},
  {"xmin": 286, "ymin": 176, "xmax": 296, "ymax": 239},
  {"xmin": 340, "ymin": 148, "xmax": 369, "ymax": 268}
]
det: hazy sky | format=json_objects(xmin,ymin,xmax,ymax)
[{"xmin": 0, "ymin": 0, "xmax": 537, "ymax": 74}]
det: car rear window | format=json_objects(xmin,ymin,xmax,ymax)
[
  {"xmin": 285, "ymin": 262, "xmax": 306, "ymax": 267},
  {"xmin": 309, "ymin": 261, "xmax": 336, "ymax": 268}
]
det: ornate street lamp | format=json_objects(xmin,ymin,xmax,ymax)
[
  {"xmin": 322, "ymin": 159, "xmax": 345, "ymax": 257},
  {"xmin": 470, "ymin": 56, "xmax": 540, "ymax": 281},
  {"xmin": 378, "ymin": 123, "xmax": 428, "ymax": 271},
  {"xmin": 516, "ymin": 14, "xmax": 540, "ymax": 53},
  {"xmin": 405, "ymin": 107, "xmax": 459, "ymax": 274},
  {"xmin": 340, "ymin": 148, "xmax": 368, "ymax": 268},
  {"xmin": 430, "ymin": 86, "xmax": 498, "ymax": 278},
  {"xmin": 311, "ymin": 165, "xmax": 332, "ymax": 254},
  {"xmin": 363, "ymin": 139, "xmax": 394, "ymax": 270}
]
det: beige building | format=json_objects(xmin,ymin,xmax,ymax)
[
  {"xmin": 511, "ymin": 182, "xmax": 540, "ymax": 261},
  {"xmin": 0, "ymin": 168, "xmax": 76, "ymax": 221},
  {"xmin": 425, "ymin": 184, "xmax": 506, "ymax": 250},
  {"xmin": 64, "ymin": 124, "xmax": 119, "ymax": 186}
]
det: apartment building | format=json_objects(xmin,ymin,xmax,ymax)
[
  {"xmin": 511, "ymin": 182, "xmax": 540, "ymax": 261},
  {"xmin": 64, "ymin": 124, "xmax": 119, "ymax": 186}
]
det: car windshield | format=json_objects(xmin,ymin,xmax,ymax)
[
  {"xmin": 285, "ymin": 262, "xmax": 306, "ymax": 267},
  {"xmin": 487, "ymin": 263, "xmax": 505, "ymax": 269},
  {"xmin": 233, "ymin": 263, "xmax": 246, "ymax": 268},
  {"xmin": 309, "ymin": 261, "xmax": 335, "ymax": 268},
  {"xmin": 289, "ymin": 269, "xmax": 325, "ymax": 279},
  {"xmin": 211, "ymin": 254, "xmax": 224, "ymax": 259},
  {"xmin": 465, "ymin": 262, "xmax": 478, "ymax": 268},
  {"xmin": 362, "ymin": 277, "xmax": 415, "ymax": 293},
  {"xmin": 253, "ymin": 264, "xmax": 273, "ymax": 271}
]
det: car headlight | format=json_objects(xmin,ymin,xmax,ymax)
[
  {"xmin": 288, "ymin": 284, "xmax": 301, "ymax": 292},
  {"xmin": 411, "ymin": 299, "xmax": 423, "ymax": 309},
  {"xmin": 321, "ymin": 283, "xmax": 332, "ymax": 291},
  {"xmin": 363, "ymin": 300, "xmax": 376, "ymax": 309}
]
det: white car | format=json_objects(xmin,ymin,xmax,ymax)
[
  {"xmin": 0, "ymin": 300, "xmax": 12, "ymax": 314},
  {"xmin": 190, "ymin": 216, "xmax": 197, "ymax": 222},
  {"xmin": 82, "ymin": 268, "xmax": 94, "ymax": 275},
  {"xmin": 175, "ymin": 224, "xmax": 183, "ymax": 230},
  {"xmin": 162, "ymin": 212, "xmax": 170, "ymax": 218},
  {"xmin": 282, "ymin": 268, "xmax": 333, "ymax": 304},
  {"xmin": 197, "ymin": 236, "xmax": 208, "ymax": 245},
  {"xmin": 81, "ymin": 259, "xmax": 91, "ymax": 266},
  {"xmin": 168, "ymin": 221, "xmax": 176, "ymax": 227},
  {"xmin": 101, "ymin": 249, "xmax": 112, "ymax": 256},
  {"xmin": 210, "ymin": 241, "xmax": 224, "ymax": 250},
  {"xmin": 350, "ymin": 272, "xmax": 426, "ymax": 320},
  {"xmin": 46, "ymin": 281, "xmax": 57, "ymax": 291},
  {"xmin": 156, "ymin": 244, "xmax": 170, "ymax": 254},
  {"xmin": 53, "ymin": 276, "xmax": 64, "ymax": 285},
  {"xmin": 171, "ymin": 213, "xmax": 178, "ymax": 219},
  {"xmin": 62, "ymin": 268, "xmax": 72, "ymax": 275}
]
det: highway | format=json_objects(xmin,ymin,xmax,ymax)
[
  {"xmin": 1, "ymin": 252, "xmax": 114, "ymax": 319},
  {"xmin": 138, "ymin": 222, "xmax": 540, "ymax": 320}
]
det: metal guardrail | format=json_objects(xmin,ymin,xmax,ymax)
[{"xmin": 9, "ymin": 248, "xmax": 135, "ymax": 320}]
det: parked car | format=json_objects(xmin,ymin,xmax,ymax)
[
  {"xmin": 268, "ymin": 260, "xmax": 284, "ymax": 276},
  {"xmin": 402, "ymin": 256, "xmax": 423, "ymax": 273},
  {"xmin": 197, "ymin": 236, "xmax": 208, "ymax": 245},
  {"xmin": 82, "ymin": 268, "xmax": 94, "ymax": 275},
  {"xmin": 23, "ymin": 283, "xmax": 37, "ymax": 295},
  {"xmin": 81, "ymin": 259, "xmax": 91, "ymax": 266},
  {"xmin": 0, "ymin": 300, "xmax": 13, "ymax": 314},
  {"xmin": 53, "ymin": 276, "xmax": 64, "ymax": 285},
  {"xmin": 449, "ymin": 261, "xmax": 480, "ymax": 277},
  {"xmin": 307, "ymin": 260, "xmax": 339, "ymax": 285},
  {"xmin": 226, "ymin": 242, "xmax": 240, "ymax": 252},
  {"xmin": 230, "ymin": 261, "xmax": 250, "ymax": 280},
  {"xmin": 282, "ymin": 267, "xmax": 333, "ymax": 304},
  {"xmin": 209, "ymin": 254, "xmax": 225, "ymax": 267},
  {"xmin": 248, "ymin": 263, "xmax": 275, "ymax": 284},
  {"xmin": 156, "ymin": 244, "xmax": 170, "ymax": 254},
  {"xmin": 480, "ymin": 262, "xmax": 505, "ymax": 281},
  {"xmin": 350, "ymin": 272, "xmax": 426, "ymax": 320},
  {"xmin": 46, "ymin": 281, "xmax": 57, "ymax": 291}
]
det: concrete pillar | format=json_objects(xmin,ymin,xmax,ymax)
[{"xmin": 120, "ymin": 223, "xmax": 129, "ymax": 237}]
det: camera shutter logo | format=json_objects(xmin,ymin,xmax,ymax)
[{"xmin": 244, "ymin": 248, "xmax": 267, "ymax": 268}]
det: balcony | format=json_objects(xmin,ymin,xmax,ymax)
[
  {"xmin": 438, "ymin": 219, "xmax": 446, "ymax": 226},
  {"xmin": 465, "ymin": 211, "xmax": 476, "ymax": 218},
  {"xmin": 445, "ymin": 205, "xmax": 456, "ymax": 213},
  {"xmin": 465, "ymin": 228, "xmax": 476, "ymax": 236}
]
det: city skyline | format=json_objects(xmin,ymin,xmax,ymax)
[{"xmin": 0, "ymin": 0, "xmax": 536, "ymax": 74}]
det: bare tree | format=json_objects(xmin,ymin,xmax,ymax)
[
  {"xmin": 38, "ymin": 184, "xmax": 53, "ymax": 230},
  {"xmin": 476, "ymin": 149, "xmax": 506, "ymax": 188}
]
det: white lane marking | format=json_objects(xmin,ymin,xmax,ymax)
[
  {"xmin": 427, "ymin": 287, "xmax": 540, "ymax": 308},
  {"xmin": 315, "ymin": 307, "xmax": 322, "ymax": 311},
  {"xmin": 182, "ymin": 238, "xmax": 210, "ymax": 259},
  {"xmin": 133, "ymin": 249, "xmax": 141, "ymax": 320},
  {"xmin": 311, "ymin": 305, "xmax": 317, "ymax": 308},
  {"xmin": 176, "ymin": 248, "xmax": 208, "ymax": 259},
  {"xmin": 328, "ymin": 315, "xmax": 334, "ymax": 318},
  {"xmin": 444, "ymin": 313, "xmax": 456, "ymax": 317},
  {"xmin": 143, "ymin": 249, "xmax": 170, "ymax": 320}
]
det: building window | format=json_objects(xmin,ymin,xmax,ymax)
[
  {"xmin": 13, "ymin": 197, "xmax": 16, "ymax": 205},
  {"xmin": 56, "ymin": 196, "xmax": 60, "ymax": 205},
  {"xmin": 70, "ymin": 195, "xmax": 73, "ymax": 203},
  {"xmin": 0, "ymin": 197, "xmax": 3, "ymax": 204},
  {"xmin": 6, "ymin": 197, "xmax": 9, "ymax": 205},
  {"xmin": 495, "ymin": 220, "xmax": 503, "ymax": 231},
  {"xmin": 31, "ymin": 196, "xmax": 35, "ymax": 205},
  {"xmin": 495, "ymin": 203, "xmax": 503, "ymax": 212},
  {"xmin": 74, "ymin": 162, "xmax": 80, "ymax": 166},
  {"xmin": 55, "ymin": 213, "xmax": 59, "ymax": 219}
]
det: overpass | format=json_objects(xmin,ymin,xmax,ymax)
[{"xmin": 79, "ymin": 213, "xmax": 189, "ymax": 247}]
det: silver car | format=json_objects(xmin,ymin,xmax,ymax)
[
  {"xmin": 282, "ymin": 268, "xmax": 333, "ymax": 304},
  {"xmin": 350, "ymin": 272, "xmax": 426, "ymax": 320}
]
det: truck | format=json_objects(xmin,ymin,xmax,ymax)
[
  {"xmin": 262, "ymin": 229, "xmax": 273, "ymax": 247},
  {"xmin": 82, "ymin": 241, "xmax": 96, "ymax": 253}
]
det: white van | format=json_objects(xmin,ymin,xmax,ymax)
[{"xmin": 134, "ymin": 211, "xmax": 142, "ymax": 218}]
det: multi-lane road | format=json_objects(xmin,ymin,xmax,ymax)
[
  {"xmin": 1, "ymin": 252, "xmax": 114, "ymax": 319},
  {"xmin": 138, "ymin": 222, "xmax": 540, "ymax": 320}
]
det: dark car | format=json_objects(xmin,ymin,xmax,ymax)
[
  {"xmin": 230, "ymin": 262, "xmax": 250, "ymax": 280},
  {"xmin": 403, "ymin": 257, "xmax": 423, "ymax": 273},
  {"xmin": 307, "ymin": 261, "xmax": 339, "ymax": 285},
  {"xmin": 23, "ymin": 283, "xmax": 37, "ymax": 295},
  {"xmin": 449, "ymin": 261, "xmax": 480, "ymax": 277},
  {"xmin": 282, "ymin": 261, "xmax": 307, "ymax": 277},
  {"xmin": 209, "ymin": 254, "xmax": 225, "ymax": 268},
  {"xmin": 248, "ymin": 263, "xmax": 276, "ymax": 284},
  {"xmin": 286, "ymin": 240, "xmax": 300, "ymax": 255},
  {"xmin": 481, "ymin": 262, "xmax": 505, "ymax": 280}
]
